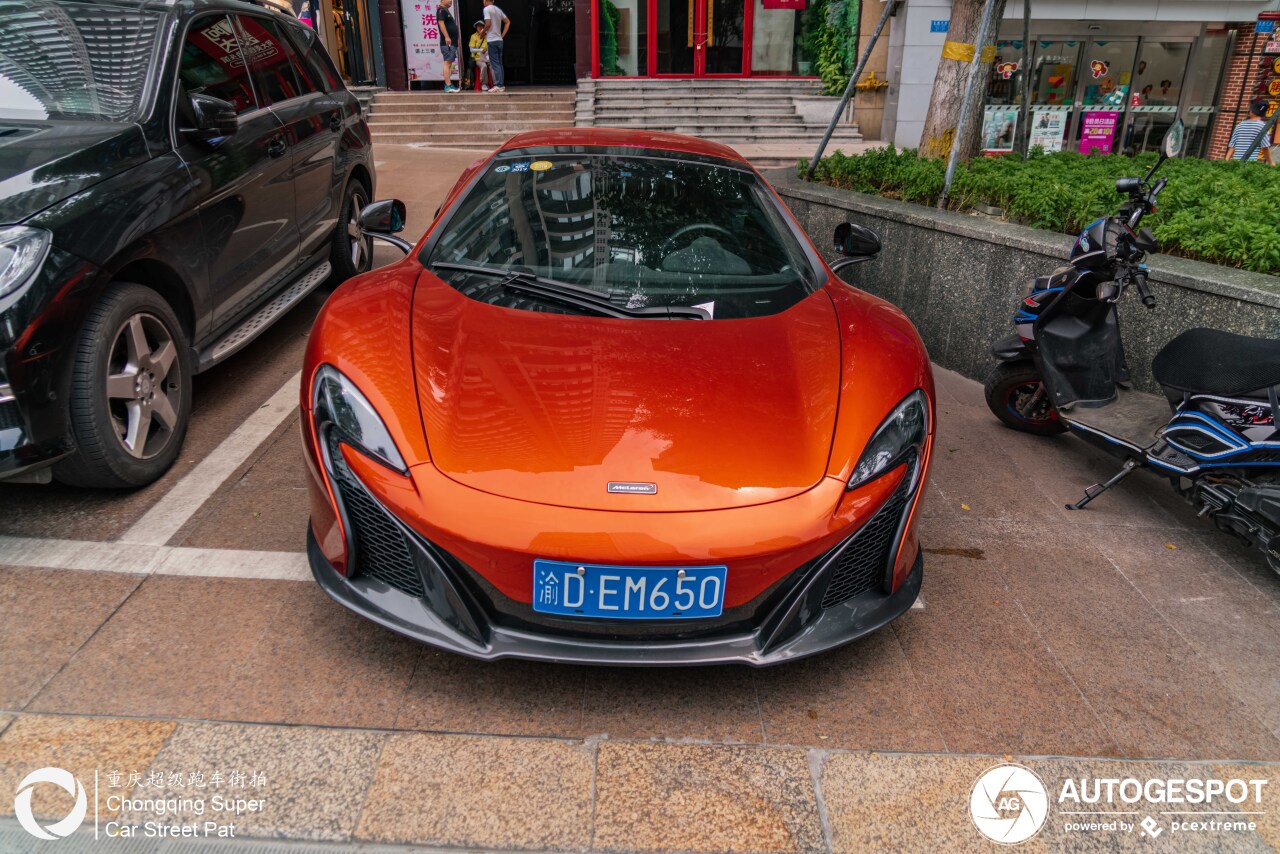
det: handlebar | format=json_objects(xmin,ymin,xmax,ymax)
[{"xmin": 1133, "ymin": 270, "xmax": 1156, "ymax": 309}]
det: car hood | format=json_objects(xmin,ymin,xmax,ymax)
[
  {"xmin": 0, "ymin": 121, "xmax": 151, "ymax": 223},
  {"xmin": 411, "ymin": 276, "xmax": 842, "ymax": 512}
]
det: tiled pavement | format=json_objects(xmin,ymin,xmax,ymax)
[
  {"xmin": 1, "ymin": 146, "xmax": 1279, "ymax": 851},
  {"xmin": 4, "ymin": 366, "xmax": 1280, "ymax": 851}
]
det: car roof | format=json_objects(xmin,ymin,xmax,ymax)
[{"xmin": 498, "ymin": 128, "xmax": 748, "ymax": 164}]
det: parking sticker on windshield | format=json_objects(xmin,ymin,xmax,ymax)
[
  {"xmin": 493, "ymin": 165, "xmax": 511, "ymax": 173},
  {"xmin": 509, "ymin": 162, "xmax": 531, "ymax": 173},
  {"xmin": 530, "ymin": 160, "xmax": 553, "ymax": 172}
]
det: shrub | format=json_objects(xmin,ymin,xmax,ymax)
[{"xmin": 802, "ymin": 147, "xmax": 1280, "ymax": 276}]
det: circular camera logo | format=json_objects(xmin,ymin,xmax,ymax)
[
  {"xmin": 970, "ymin": 763, "xmax": 1049, "ymax": 845},
  {"xmin": 14, "ymin": 767, "xmax": 87, "ymax": 841}
]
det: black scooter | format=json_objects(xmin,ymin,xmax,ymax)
[{"xmin": 984, "ymin": 119, "xmax": 1280, "ymax": 571}]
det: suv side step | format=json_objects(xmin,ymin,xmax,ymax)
[{"xmin": 196, "ymin": 261, "xmax": 332, "ymax": 372}]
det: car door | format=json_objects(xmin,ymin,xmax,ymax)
[
  {"xmin": 174, "ymin": 13, "xmax": 299, "ymax": 333},
  {"xmin": 235, "ymin": 14, "xmax": 340, "ymax": 265}
]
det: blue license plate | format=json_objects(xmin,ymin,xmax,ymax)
[{"xmin": 532, "ymin": 560, "xmax": 727, "ymax": 619}]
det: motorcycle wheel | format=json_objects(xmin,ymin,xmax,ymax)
[{"xmin": 984, "ymin": 361, "xmax": 1067, "ymax": 436}]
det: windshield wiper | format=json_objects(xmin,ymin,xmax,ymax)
[{"xmin": 429, "ymin": 261, "xmax": 708, "ymax": 320}]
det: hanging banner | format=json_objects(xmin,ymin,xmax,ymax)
[
  {"xmin": 981, "ymin": 106, "xmax": 1018, "ymax": 153},
  {"xmin": 1080, "ymin": 110, "xmax": 1120, "ymax": 155},
  {"xmin": 1029, "ymin": 107, "xmax": 1068, "ymax": 152},
  {"xmin": 401, "ymin": 0, "xmax": 459, "ymax": 84}
]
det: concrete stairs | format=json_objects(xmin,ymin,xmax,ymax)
[
  {"xmin": 575, "ymin": 79, "xmax": 863, "ymax": 167},
  {"xmin": 366, "ymin": 88, "xmax": 576, "ymax": 149}
]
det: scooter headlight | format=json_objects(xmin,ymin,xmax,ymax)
[
  {"xmin": 312, "ymin": 365, "xmax": 406, "ymax": 473},
  {"xmin": 847, "ymin": 390, "xmax": 929, "ymax": 490}
]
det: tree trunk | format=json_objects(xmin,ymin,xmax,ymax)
[{"xmin": 918, "ymin": 0, "xmax": 1008, "ymax": 160}]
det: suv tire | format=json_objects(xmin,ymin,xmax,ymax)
[
  {"xmin": 329, "ymin": 176, "xmax": 374, "ymax": 285},
  {"xmin": 54, "ymin": 284, "xmax": 193, "ymax": 488}
]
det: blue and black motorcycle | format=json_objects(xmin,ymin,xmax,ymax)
[{"xmin": 984, "ymin": 119, "xmax": 1280, "ymax": 571}]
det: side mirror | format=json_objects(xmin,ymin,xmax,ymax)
[
  {"xmin": 831, "ymin": 222, "xmax": 881, "ymax": 272},
  {"xmin": 358, "ymin": 199, "xmax": 412, "ymax": 254},
  {"xmin": 357, "ymin": 199, "xmax": 406, "ymax": 234},
  {"xmin": 1162, "ymin": 118, "xmax": 1185, "ymax": 159},
  {"xmin": 181, "ymin": 94, "xmax": 238, "ymax": 141}
]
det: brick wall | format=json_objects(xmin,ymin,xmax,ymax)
[{"xmin": 1208, "ymin": 20, "xmax": 1279, "ymax": 160}]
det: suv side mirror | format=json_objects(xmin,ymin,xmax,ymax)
[
  {"xmin": 358, "ymin": 199, "xmax": 412, "ymax": 254},
  {"xmin": 181, "ymin": 94, "xmax": 238, "ymax": 142},
  {"xmin": 831, "ymin": 222, "xmax": 881, "ymax": 272}
]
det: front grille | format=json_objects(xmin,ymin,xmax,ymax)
[
  {"xmin": 820, "ymin": 465, "xmax": 915, "ymax": 609},
  {"xmin": 0, "ymin": 400, "xmax": 22, "ymax": 431},
  {"xmin": 326, "ymin": 433, "xmax": 426, "ymax": 598}
]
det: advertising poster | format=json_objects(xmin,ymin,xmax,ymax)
[
  {"xmin": 1029, "ymin": 107, "xmax": 1068, "ymax": 152},
  {"xmin": 981, "ymin": 106, "xmax": 1018, "ymax": 153},
  {"xmin": 1079, "ymin": 110, "xmax": 1120, "ymax": 155},
  {"xmin": 401, "ymin": 0, "xmax": 458, "ymax": 84}
]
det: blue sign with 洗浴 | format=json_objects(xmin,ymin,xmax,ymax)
[
  {"xmin": 931, "ymin": 19, "xmax": 949, "ymax": 32},
  {"xmin": 1257, "ymin": 19, "xmax": 1276, "ymax": 33}
]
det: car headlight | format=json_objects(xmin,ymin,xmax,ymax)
[
  {"xmin": 847, "ymin": 389, "xmax": 929, "ymax": 490},
  {"xmin": 0, "ymin": 226, "xmax": 51, "ymax": 299},
  {"xmin": 312, "ymin": 365, "xmax": 407, "ymax": 473}
]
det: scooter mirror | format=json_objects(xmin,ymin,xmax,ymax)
[{"xmin": 1162, "ymin": 118, "xmax": 1185, "ymax": 159}]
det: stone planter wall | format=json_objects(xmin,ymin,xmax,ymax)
[{"xmin": 768, "ymin": 169, "xmax": 1280, "ymax": 393}]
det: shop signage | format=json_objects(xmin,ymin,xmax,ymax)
[
  {"xmin": 930, "ymin": 20, "xmax": 949, "ymax": 33},
  {"xmin": 401, "ymin": 0, "xmax": 459, "ymax": 85},
  {"xmin": 1030, "ymin": 107, "xmax": 1068, "ymax": 152},
  {"xmin": 1080, "ymin": 110, "xmax": 1119, "ymax": 155},
  {"xmin": 763, "ymin": 0, "xmax": 806, "ymax": 8},
  {"xmin": 1267, "ymin": 41, "xmax": 1280, "ymax": 55},
  {"xmin": 1257, "ymin": 19, "xmax": 1276, "ymax": 33},
  {"xmin": 981, "ymin": 106, "xmax": 1018, "ymax": 153},
  {"xmin": 994, "ymin": 60, "xmax": 1019, "ymax": 79}
]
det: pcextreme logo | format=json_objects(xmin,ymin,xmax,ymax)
[
  {"xmin": 14, "ymin": 767, "xmax": 88, "ymax": 841},
  {"xmin": 970, "ymin": 763, "xmax": 1050, "ymax": 844}
]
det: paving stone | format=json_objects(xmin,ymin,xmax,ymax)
[
  {"xmin": 0, "ymin": 715, "xmax": 175, "ymax": 820},
  {"xmin": 28, "ymin": 577, "xmax": 291, "ymax": 721},
  {"xmin": 756, "ymin": 628, "xmax": 945, "ymax": 752},
  {"xmin": 581, "ymin": 666, "xmax": 761, "ymax": 743},
  {"xmin": 117, "ymin": 722, "xmax": 385, "ymax": 842},
  {"xmin": 0, "ymin": 567, "xmax": 142, "ymax": 710},
  {"xmin": 355, "ymin": 733, "xmax": 593, "ymax": 850},
  {"xmin": 593, "ymin": 742, "xmax": 824, "ymax": 853},
  {"xmin": 395, "ymin": 651, "xmax": 585, "ymax": 737},
  {"xmin": 821, "ymin": 751, "xmax": 993, "ymax": 853},
  {"xmin": 216, "ymin": 583, "xmax": 420, "ymax": 729}
]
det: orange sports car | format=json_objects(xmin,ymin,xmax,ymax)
[{"xmin": 301, "ymin": 129, "xmax": 934, "ymax": 665}]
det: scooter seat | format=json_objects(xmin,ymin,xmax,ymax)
[{"xmin": 1152, "ymin": 328, "xmax": 1280, "ymax": 397}]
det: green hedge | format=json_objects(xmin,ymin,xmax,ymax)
[{"xmin": 802, "ymin": 147, "xmax": 1280, "ymax": 276}]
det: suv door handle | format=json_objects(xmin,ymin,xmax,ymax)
[
  {"xmin": 267, "ymin": 136, "xmax": 287, "ymax": 158},
  {"xmin": 328, "ymin": 113, "xmax": 342, "ymax": 132}
]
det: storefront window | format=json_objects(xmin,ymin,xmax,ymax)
[
  {"xmin": 1023, "ymin": 40, "xmax": 1080, "ymax": 152},
  {"xmin": 1181, "ymin": 33, "xmax": 1230, "ymax": 158},
  {"xmin": 1122, "ymin": 40, "xmax": 1190, "ymax": 155},
  {"xmin": 1074, "ymin": 39, "xmax": 1137, "ymax": 154},
  {"xmin": 656, "ymin": 0, "xmax": 692, "ymax": 73},
  {"xmin": 750, "ymin": 0, "xmax": 814, "ymax": 76},
  {"xmin": 600, "ymin": 0, "xmax": 648, "ymax": 75}
]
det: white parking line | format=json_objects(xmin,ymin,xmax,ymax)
[
  {"xmin": 118, "ymin": 372, "xmax": 302, "ymax": 547},
  {"xmin": 0, "ymin": 536, "xmax": 310, "ymax": 581}
]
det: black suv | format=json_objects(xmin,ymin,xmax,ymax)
[{"xmin": 0, "ymin": 0, "xmax": 375, "ymax": 487}]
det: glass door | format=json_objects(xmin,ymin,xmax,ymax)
[{"xmin": 654, "ymin": 0, "xmax": 743, "ymax": 75}]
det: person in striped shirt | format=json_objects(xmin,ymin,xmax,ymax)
[{"xmin": 1225, "ymin": 100, "xmax": 1274, "ymax": 164}]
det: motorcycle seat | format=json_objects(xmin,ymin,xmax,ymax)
[{"xmin": 1152, "ymin": 327, "xmax": 1280, "ymax": 397}]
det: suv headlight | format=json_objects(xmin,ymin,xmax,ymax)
[
  {"xmin": 0, "ymin": 226, "xmax": 51, "ymax": 299},
  {"xmin": 312, "ymin": 365, "xmax": 406, "ymax": 473},
  {"xmin": 847, "ymin": 390, "xmax": 929, "ymax": 490}
]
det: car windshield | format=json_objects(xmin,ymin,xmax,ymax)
[
  {"xmin": 0, "ymin": 1, "xmax": 163, "ymax": 123},
  {"xmin": 427, "ymin": 150, "xmax": 818, "ymax": 320}
]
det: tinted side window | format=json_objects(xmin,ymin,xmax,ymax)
[
  {"xmin": 236, "ymin": 15, "xmax": 315, "ymax": 105},
  {"xmin": 287, "ymin": 25, "xmax": 340, "ymax": 93},
  {"xmin": 178, "ymin": 14, "xmax": 258, "ymax": 114}
]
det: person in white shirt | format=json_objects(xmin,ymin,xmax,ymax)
[{"xmin": 482, "ymin": 0, "xmax": 510, "ymax": 92}]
